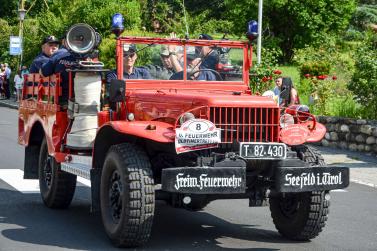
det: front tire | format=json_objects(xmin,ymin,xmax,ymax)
[
  {"xmin": 269, "ymin": 145, "xmax": 329, "ymax": 240},
  {"xmin": 100, "ymin": 143, "xmax": 155, "ymax": 247},
  {"xmin": 38, "ymin": 138, "xmax": 77, "ymax": 208}
]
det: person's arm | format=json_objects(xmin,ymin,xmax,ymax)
[
  {"xmin": 290, "ymin": 88, "xmax": 298, "ymax": 106},
  {"xmin": 29, "ymin": 60, "xmax": 39, "ymax": 74},
  {"xmin": 168, "ymin": 44, "xmax": 183, "ymax": 73},
  {"xmin": 40, "ymin": 57, "xmax": 56, "ymax": 77}
]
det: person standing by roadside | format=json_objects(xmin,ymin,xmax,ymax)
[
  {"xmin": 29, "ymin": 35, "xmax": 60, "ymax": 73},
  {"xmin": 0, "ymin": 64, "xmax": 5, "ymax": 98},
  {"xmin": 14, "ymin": 70, "xmax": 24, "ymax": 102},
  {"xmin": 21, "ymin": 65, "xmax": 29, "ymax": 76},
  {"xmin": 3, "ymin": 63, "xmax": 11, "ymax": 99}
]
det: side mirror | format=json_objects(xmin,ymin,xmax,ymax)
[{"xmin": 109, "ymin": 79, "xmax": 126, "ymax": 102}]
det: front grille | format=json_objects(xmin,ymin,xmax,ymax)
[{"xmin": 209, "ymin": 107, "xmax": 280, "ymax": 143}]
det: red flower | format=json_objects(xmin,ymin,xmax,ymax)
[
  {"xmin": 332, "ymin": 75, "xmax": 337, "ymax": 80},
  {"xmin": 273, "ymin": 69, "xmax": 282, "ymax": 75},
  {"xmin": 268, "ymin": 76, "xmax": 273, "ymax": 80},
  {"xmin": 317, "ymin": 75, "xmax": 326, "ymax": 80},
  {"xmin": 304, "ymin": 74, "xmax": 311, "ymax": 79},
  {"xmin": 262, "ymin": 76, "xmax": 268, "ymax": 82}
]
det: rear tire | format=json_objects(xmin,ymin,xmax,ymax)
[
  {"xmin": 269, "ymin": 145, "xmax": 329, "ymax": 240},
  {"xmin": 38, "ymin": 138, "xmax": 77, "ymax": 208},
  {"xmin": 100, "ymin": 143, "xmax": 155, "ymax": 247}
]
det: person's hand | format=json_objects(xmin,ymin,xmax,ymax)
[{"xmin": 170, "ymin": 32, "xmax": 177, "ymax": 39}]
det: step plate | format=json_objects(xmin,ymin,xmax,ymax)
[{"xmin": 61, "ymin": 162, "xmax": 91, "ymax": 180}]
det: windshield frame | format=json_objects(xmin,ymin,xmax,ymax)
[{"xmin": 116, "ymin": 37, "xmax": 251, "ymax": 88}]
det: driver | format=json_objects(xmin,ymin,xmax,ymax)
[
  {"xmin": 170, "ymin": 48, "xmax": 216, "ymax": 81},
  {"xmin": 197, "ymin": 34, "xmax": 219, "ymax": 71}
]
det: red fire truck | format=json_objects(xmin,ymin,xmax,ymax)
[{"xmin": 19, "ymin": 17, "xmax": 349, "ymax": 247}]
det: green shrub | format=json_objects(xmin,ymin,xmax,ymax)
[
  {"xmin": 249, "ymin": 66, "xmax": 283, "ymax": 94},
  {"xmin": 300, "ymin": 61, "xmax": 331, "ymax": 77},
  {"xmin": 348, "ymin": 32, "xmax": 377, "ymax": 119}
]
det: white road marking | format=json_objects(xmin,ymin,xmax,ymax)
[
  {"xmin": 351, "ymin": 179, "xmax": 377, "ymax": 189},
  {"xmin": 0, "ymin": 169, "xmax": 91, "ymax": 194},
  {"xmin": 331, "ymin": 189, "xmax": 348, "ymax": 192},
  {"xmin": 77, "ymin": 176, "xmax": 91, "ymax": 187}
]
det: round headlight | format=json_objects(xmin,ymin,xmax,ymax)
[
  {"xmin": 280, "ymin": 113, "xmax": 295, "ymax": 128},
  {"xmin": 179, "ymin": 112, "xmax": 195, "ymax": 125},
  {"xmin": 66, "ymin": 23, "xmax": 97, "ymax": 54}
]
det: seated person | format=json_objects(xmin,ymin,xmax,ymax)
[
  {"xmin": 170, "ymin": 49, "xmax": 217, "ymax": 81},
  {"xmin": 30, "ymin": 35, "xmax": 60, "ymax": 73},
  {"xmin": 40, "ymin": 36, "xmax": 77, "ymax": 105},
  {"xmin": 106, "ymin": 44, "xmax": 151, "ymax": 82},
  {"xmin": 142, "ymin": 46, "xmax": 175, "ymax": 80},
  {"xmin": 280, "ymin": 77, "xmax": 300, "ymax": 107},
  {"xmin": 197, "ymin": 34, "xmax": 219, "ymax": 71}
]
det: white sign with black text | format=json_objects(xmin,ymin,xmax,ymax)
[
  {"xmin": 284, "ymin": 172, "xmax": 344, "ymax": 189},
  {"xmin": 174, "ymin": 173, "xmax": 243, "ymax": 191},
  {"xmin": 175, "ymin": 119, "xmax": 221, "ymax": 154}
]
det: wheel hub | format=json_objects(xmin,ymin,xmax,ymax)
[
  {"xmin": 43, "ymin": 156, "xmax": 53, "ymax": 188},
  {"xmin": 109, "ymin": 171, "xmax": 123, "ymax": 223},
  {"xmin": 279, "ymin": 194, "xmax": 300, "ymax": 218}
]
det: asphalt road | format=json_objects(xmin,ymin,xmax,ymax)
[{"xmin": 1, "ymin": 106, "xmax": 377, "ymax": 251}]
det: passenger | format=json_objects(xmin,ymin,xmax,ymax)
[
  {"xmin": 280, "ymin": 77, "xmax": 300, "ymax": 107},
  {"xmin": 40, "ymin": 36, "xmax": 77, "ymax": 105},
  {"xmin": 170, "ymin": 49, "xmax": 216, "ymax": 81},
  {"xmin": 143, "ymin": 46, "xmax": 175, "ymax": 80},
  {"xmin": 273, "ymin": 77, "xmax": 283, "ymax": 105},
  {"xmin": 106, "ymin": 44, "xmax": 151, "ymax": 81},
  {"xmin": 30, "ymin": 35, "xmax": 60, "ymax": 73},
  {"xmin": 197, "ymin": 34, "xmax": 219, "ymax": 71}
]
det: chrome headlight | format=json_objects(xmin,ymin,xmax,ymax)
[
  {"xmin": 280, "ymin": 113, "xmax": 295, "ymax": 128},
  {"xmin": 179, "ymin": 112, "xmax": 195, "ymax": 124}
]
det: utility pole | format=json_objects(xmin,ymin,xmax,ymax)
[
  {"xmin": 18, "ymin": 0, "xmax": 26, "ymax": 70},
  {"xmin": 257, "ymin": 0, "xmax": 263, "ymax": 65}
]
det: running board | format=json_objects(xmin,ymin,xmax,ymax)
[{"xmin": 60, "ymin": 155, "xmax": 92, "ymax": 180}]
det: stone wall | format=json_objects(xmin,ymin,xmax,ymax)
[{"xmin": 316, "ymin": 116, "xmax": 377, "ymax": 154}]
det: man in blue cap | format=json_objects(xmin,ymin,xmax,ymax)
[
  {"xmin": 29, "ymin": 35, "xmax": 60, "ymax": 73},
  {"xmin": 106, "ymin": 44, "xmax": 151, "ymax": 82},
  {"xmin": 40, "ymin": 36, "xmax": 77, "ymax": 105},
  {"xmin": 197, "ymin": 33, "xmax": 219, "ymax": 71}
]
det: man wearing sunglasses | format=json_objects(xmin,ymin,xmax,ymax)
[
  {"xmin": 106, "ymin": 44, "xmax": 151, "ymax": 83},
  {"xmin": 29, "ymin": 35, "xmax": 60, "ymax": 73},
  {"xmin": 122, "ymin": 44, "xmax": 151, "ymax": 79}
]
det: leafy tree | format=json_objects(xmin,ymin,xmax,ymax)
[
  {"xmin": 222, "ymin": 0, "xmax": 357, "ymax": 62},
  {"xmin": 350, "ymin": 4, "xmax": 377, "ymax": 31},
  {"xmin": 0, "ymin": 0, "xmax": 18, "ymax": 20}
]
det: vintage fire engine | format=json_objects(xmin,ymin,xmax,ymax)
[{"xmin": 18, "ymin": 15, "xmax": 349, "ymax": 247}]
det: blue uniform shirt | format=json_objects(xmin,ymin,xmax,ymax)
[
  {"xmin": 170, "ymin": 68, "xmax": 217, "ymax": 81},
  {"xmin": 106, "ymin": 67, "xmax": 152, "ymax": 82},
  {"xmin": 201, "ymin": 51, "xmax": 219, "ymax": 70},
  {"xmin": 29, "ymin": 53, "xmax": 50, "ymax": 73},
  {"xmin": 41, "ymin": 47, "xmax": 77, "ymax": 101}
]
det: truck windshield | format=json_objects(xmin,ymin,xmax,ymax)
[{"xmin": 121, "ymin": 43, "xmax": 243, "ymax": 82}]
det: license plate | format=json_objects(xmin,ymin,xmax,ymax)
[{"xmin": 240, "ymin": 142, "xmax": 287, "ymax": 159}]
